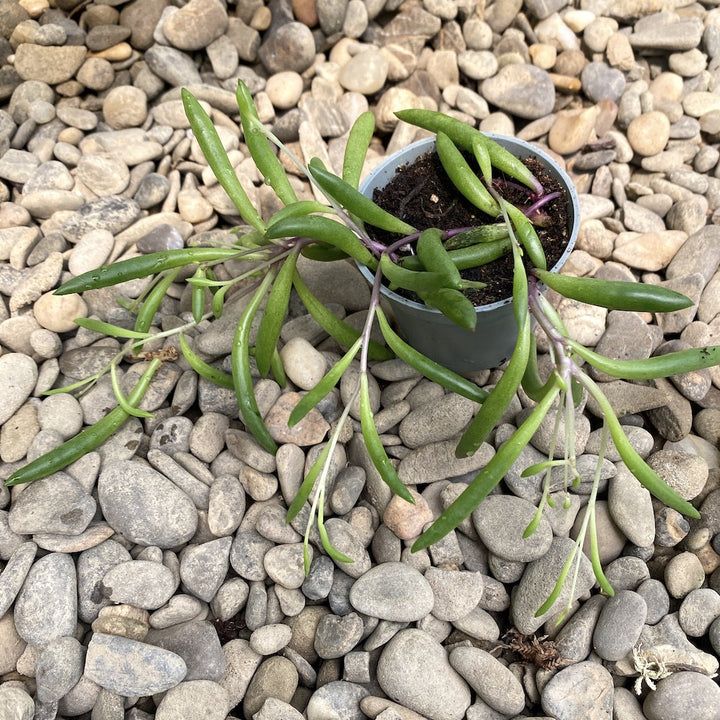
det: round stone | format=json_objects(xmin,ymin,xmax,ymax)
[
  {"xmin": 102, "ymin": 85, "xmax": 148, "ymax": 129},
  {"xmin": 627, "ymin": 111, "xmax": 671, "ymax": 156},
  {"xmin": 265, "ymin": 71, "xmax": 304, "ymax": 109},
  {"xmin": 349, "ymin": 562, "xmax": 434, "ymax": 622},
  {"xmin": 33, "ymin": 290, "xmax": 88, "ymax": 333},
  {"xmin": 643, "ymin": 672, "xmax": 720, "ymax": 720}
]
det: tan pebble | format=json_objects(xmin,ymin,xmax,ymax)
[
  {"xmin": 177, "ymin": 188, "xmax": 214, "ymax": 224},
  {"xmin": 250, "ymin": 6, "xmax": 272, "ymax": 30},
  {"xmin": 33, "ymin": 291, "xmax": 88, "ymax": 333},
  {"xmin": 374, "ymin": 87, "xmax": 422, "ymax": 132},
  {"xmin": 87, "ymin": 42, "xmax": 132, "ymax": 61},
  {"xmin": 264, "ymin": 392, "xmax": 330, "ymax": 446},
  {"xmin": 626, "ymin": 111, "xmax": 670, "ymax": 156},
  {"xmin": 606, "ymin": 32, "xmax": 635, "ymax": 71},
  {"xmin": 265, "ymin": 71, "xmax": 304, "ymax": 110},
  {"xmin": 649, "ymin": 72, "xmax": 684, "ymax": 104},
  {"xmin": 549, "ymin": 73, "xmax": 582, "ymax": 94},
  {"xmin": 383, "ymin": 488, "xmax": 434, "ymax": 540},
  {"xmin": 92, "ymin": 604, "xmax": 150, "ymax": 641},
  {"xmin": 528, "ymin": 43, "xmax": 556, "ymax": 70},
  {"xmin": 548, "ymin": 106, "xmax": 598, "ymax": 154},
  {"xmin": 612, "ymin": 230, "xmax": 687, "ymax": 271},
  {"xmin": 18, "ymin": 0, "xmax": 48, "ymax": 17},
  {"xmin": 102, "ymin": 85, "xmax": 147, "ymax": 129}
]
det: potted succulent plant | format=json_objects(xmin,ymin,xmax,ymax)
[
  {"xmin": 356, "ymin": 132, "xmax": 580, "ymax": 371},
  {"xmin": 7, "ymin": 80, "xmax": 720, "ymax": 617}
]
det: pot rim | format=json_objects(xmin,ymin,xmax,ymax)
[{"xmin": 358, "ymin": 134, "xmax": 580, "ymax": 314}]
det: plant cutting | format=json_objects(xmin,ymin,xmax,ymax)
[{"xmin": 6, "ymin": 80, "xmax": 719, "ymax": 617}]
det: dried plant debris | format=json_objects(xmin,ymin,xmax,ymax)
[{"xmin": 498, "ymin": 628, "xmax": 565, "ymax": 670}]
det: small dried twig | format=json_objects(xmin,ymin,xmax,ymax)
[{"xmin": 497, "ymin": 628, "xmax": 565, "ymax": 670}]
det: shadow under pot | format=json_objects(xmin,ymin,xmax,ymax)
[{"xmin": 358, "ymin": 135, "xmax": 580, "ymax": 373}]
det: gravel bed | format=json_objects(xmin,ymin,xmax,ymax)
[{"xmin": 2, "ymin": 0, "xmax": 720, "ymax": 719}]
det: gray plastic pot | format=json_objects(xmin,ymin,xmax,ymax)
[{"xmin": 358, "ymin": 135, "xmax": 580, "ymax": 372}]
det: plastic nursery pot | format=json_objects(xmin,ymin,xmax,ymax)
[{"xmin": 358, "ymin": 135, "xmax": 580, "ymax": 373}]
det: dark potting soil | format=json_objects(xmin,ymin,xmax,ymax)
[{"xmin": 370, "ymin": 150, "xmax": 571, "ymax": 306}]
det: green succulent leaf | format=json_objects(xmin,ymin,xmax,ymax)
[
  {"xmin": 179, "ymin": 333, "xmax": 234, "ymax": 389},
  {"xmin": 342, "ymin": 111, "xmax": 376, "ymax": 189},
  {"xmin": 533, "ymin": 269, "xmax": 694, "ymax": 313},
  {"xmin": 308, "ymin": 158, "xmax": 416, "ymax": 236},
  {"xmin": 183, "ymin": 88, "xmax": 266, "ymax": 231},
  {"xmin": 380, "ymin": 253, "xmax": 447, "ymax": 294},
  {"xmin": 419, "ymin": 287, "xmax": 477, "ymax": 331},
  {"xmin": 73, "ymin": 318, "xmax": 152, "ymax": 340}
]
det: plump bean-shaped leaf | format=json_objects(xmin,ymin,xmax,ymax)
[
  {"xmin": 472, "ymin": 138, "xmax": 492, "ymax": 185},
  {"xmin": 236, "ymin": 80, "xmax": 297, "ymax": 207},
  {"xmin": 265, "ymin": 215, "xmax": 379, "ymax": 271},
  {"xmin": 179, "ymin": 333, "xmax": 234, "ymax": 389},
  {"xmin": 413, "ymin": 380, "xmax": 561, "ymax": 551},
  {"xmin": 510, "ymin": 233, "xmax": 529, "ymax": 328},
  {"xmin": 360, "ymin": 372, "xmax": 414, "ymax": 504},
  {"xmin": 308, "ymin": 158, "xmax": 416, "ymax": 236},
  {"xmin": 504, "ymin": 201, "xmax": 547, "ymax": 271},
  {"xmin": 533, "ymin": 269, "xmax": 694, "ymax": 312},
  {"xmin": 255, "ymin": 249, "xmax": 298, "ymax": 378},
  {"xmin": 395, "ymin": 109, "xmax": 542, "ymax": 194},
  {"xmin": 419, "ymin": 287, "xmax": 476, "ymax": 331},
  {"xmin": 183, "ymin": 88, "xmax": 266, "ymax": 231},
  {"xmin": 435, "ymin": 132, "xmax": 499, "ymax": 217},
  {"xmin": 455, "ymin": 314, "xmax": 531, "ymax": 458},
  {"xmin": 6, "ymin": 358, "xmax": 163, "ymax": 486},
  {"xmin": 343, "ymin": 111, "xmax": 376, "ymax": 189},
  {"xmin": 190, "ymin": 268, "xmax": 207, "ymax": 324},
  {"xmin": 569, "ymin": 341, "xmax": 720, "ymax": 380},
  {"xmin": 231, "ymin": 272, "xmax": 278, "ymax": 454},
  {"xmin": 444, "ymin": 224, "xmax": 509, "ymax": 250},
  {"xmin": 56, "ymin": 247, "xmax": 242, "ymax": 296},
  {"xmin": 581, "ymin": 373, "xmax": 699, "ymax": 518},
  {"xmin": 376, "ymin": 307, "xmax": 487, "ymax": 403},
  {"xmin": 293, "ymin": 272, "xmax": 392, "ymax": 361},
  {"xmin": 73, "ymin": 318, "xmax": 151, "ymax": 340},
  {"xmin": 289, "ymin": 339, "xmax": 362, "ymax": 427},
  {"xmin": 380, "ymin": 253, "xmax": 447, "ymax": 294},
  {"xmin": 417, "ymin": 228, "xmax": 462, "ymax": 287},
  {"xmin": 402, "ymin": 237, "xmax": 511, "ymax": 272}
]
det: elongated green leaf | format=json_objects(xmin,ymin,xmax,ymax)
[
  {"xmin": 293, "ymin": 272, "xmax": 392, "ymax": 361},
  {"xmin": 231, "ymin": 273, "xmax": 278, "ymax": 454},
  {"xmin": 376, "ymin": 307, "xmax": 487, "ymax": 403},
  {"xmin": 265, "ymin": 215, "xmax": 378, "ymax": 271},
  {"xmin": 110, "ymin": 363, "xmax": 153, "ymax": 418},
  {"xmin": 6, "ymin": 358, "xmax": 163, "ymax": 486},
  {"xmin": 183, "ymin": 88, "xmax": 265, "ymax": 231},
  {"xmin": 289, "ymin": 339, "xmax": 362, "ymax": 427},
  {"xmin": 413, "ymin": 380, "xmax": 561, "ymax": 551},
  {"xmin": 236, "ymin": 80, "xmax": 297, "ymax": 207},
  {"xmin": 309, "ymin": 158, "xmax": 416, "ymax": 236},
  {"xmin": 533, "ymin": 269, "xmax": 694, "ymax": 312},
  {"xmin": 57, "ymin": 247, "xmax": 242, "ymax": 296},
  {"xmin": 318, "ymin": 522, "xmax": 354, "ymax": 564},
  {"xmin": 380, "ymin": 253, "xmax": 447, "ymax": 294},
  {"xmin": 581, "ymin": 373, "xmax": 699, "ymax": 518},
  {"xmin": 73, "ymin": 318, "xmax": 152, "ymax": 340},
  {"xmin": 435, "ymin": 132, "xmax": 499, "ymax": 217},
  {"xmin": 342, "ymin": 111, "xmax": 376, "ymax": 188},
  {"xmin": 569, "ymin": 341, "xmax": 720, "ymax": 380},
  {"xmin": 455, "ymin": 314, "xmax": 531, "ymax": 458},
  {"xmin": 179, "ymin": 333, "xmax": 234, "ymax": 389},
  {"xmin": 504, "ymin": 201, "xmax": 546, "ymax": 271},
  {"xmin": 267, "ymin": 200, "xmax": 331, "ymax": 229},
  {"xmin": 417, "ymin": 228, "xmax": 462, "ymax": 287},
  {"xmin": 255, "ymin": 249, "xmax": 298, "ymax": 377},
  {"xmin": 360, "ymin": 373, "xmax": 414, "ymax": 503},
  {"xmin": 419, "ymin": 287, "xmax": 476, "ymax": 331},
  {"xmin": 401, "ymin": 237, "xmax": 511, "ymax": 272}
]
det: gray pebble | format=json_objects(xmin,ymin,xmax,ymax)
[
  {"xmin": 98, "ymin": 460, "xmax": 198, "ymax": 549},
  {"xmin": 377, "ymin": 629, "xmax": 471, "ymax": 720},
  {"xmin": 592, "ymin": 589, "xmax": 647, "ymax": 661},
  {"xmin": 243, "ymin": 655, "xmax": 299, "ymax": 718},
  {"xmin": 35, "ymin": 636, "xmax": 84, "ymax": 703},
  {"xmin": 349, "ymin": 562, "xmax": 434, "ymax": 622},
  {"xmin": 555, "ymin": 594, "xmax": 606, "ymax": 665},
  {"xmin": 314, "ymin": 612, "xmax": 364, "ymax": 659},
  {"xmin": 85, "ymin": 633, "xmax": 187, "ymax": 696},
  {"xmin": 306, "ymin": 680, "xmax": 370, "ymax": 720},
  {"xmin": 0, "ymin": 541, "xmax": 36, "ymax": 617},
  {"xmin": 179, "ymin": 536, "xmax": 231, "ymax": 602},
  {"xmin": 145, "ymin": 620, "xmax": 225, "ymax": 681},
  {"xmin": 643, "ymin": 671, "xmax": 720, "ymax": 720},
  {"xmin": 14, "ymin": 552, "xmax": 76, "ymax": 646},
  {"xmin": 230, "ymin": 530, "xmax": 274, "ymax": 581},
  {"xmin": 101, "ymin": 559, "xmax": 178, "ymax": 610},
  {"xmin": 541, "ymin": 661, "xmax": 613, "ymax": 719},
  {"xmin": 77, "ymin": 539, "xmax": 132, "ymax": 623},
  {"xmin": 302, "ymin": 555, "xmax": 335, "ymax": 600},
  {"xmin": 678, "ymin": 588, "xmax": 720, "ymax": 637},
  {"xmin": 424, "ymin": 567, "xmax": 485, "ymax": 622}
]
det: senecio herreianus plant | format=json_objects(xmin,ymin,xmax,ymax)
[{"xmin": 7, "ymin": 80, "xmax": 720, "ymax": 618}]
